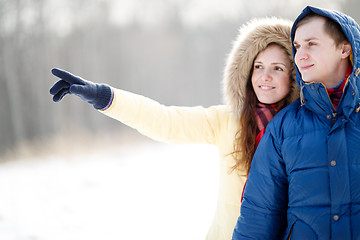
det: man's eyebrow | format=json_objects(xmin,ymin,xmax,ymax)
[
  {"xmin": 294, "ymin": 37, "xmax": 319, "ymax": 45},
  {"xmin": 304, "ymin": 37, "xmax": 319, "ymax": 41}
]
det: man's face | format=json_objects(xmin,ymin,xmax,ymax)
[{"xmin": 293, "ymin": 16, "xmax": 348, "ymax": 88}]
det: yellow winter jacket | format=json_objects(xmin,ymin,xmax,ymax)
[{"xmin": 101, "ymin": 88, "xmax": 246, "ymax": 240}]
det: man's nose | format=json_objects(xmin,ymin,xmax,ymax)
[{"xmin": 295, "ymin": 48, "xmax": 309, "ymax": 62}]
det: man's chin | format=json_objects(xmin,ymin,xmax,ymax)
[{"xmin": 301, "ymin": 76, "xmax": 313, "ymax": 84}]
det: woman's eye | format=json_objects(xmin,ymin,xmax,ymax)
[
  {"xmin": 309, "ymin": 42, "xmax": 316, "ymax": 46},
  {"xmin": 254, "ymin": 65, "xmax": 263, "ymax": 69},
  {"xmin": 275, "ymin": 66, "xmax": 284, "ymax": 71}
]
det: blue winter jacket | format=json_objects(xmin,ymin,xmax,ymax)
[{"xmin": 232, "ymin": 6, "xmax": 360, "ymax": 240}]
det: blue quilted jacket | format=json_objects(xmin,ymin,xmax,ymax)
[{"xmin": 232, "ymin": 6, "xmax": 360, "ymax": 240}]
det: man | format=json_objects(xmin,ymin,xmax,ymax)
[{"xmin": 232, "ymin": 6, "xmax": 360, "ymax": 240}]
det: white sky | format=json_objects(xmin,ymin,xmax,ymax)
[
  {"xmin": 0, "ymin": 0, "xmax": 346, "ymax": 36},
  {"xmin": 107, "ymin": 0, "xmax": 345, "ymax": 27}
]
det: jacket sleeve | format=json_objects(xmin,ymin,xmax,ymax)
[
  {"xmin": 232, "ymin": 126, "xmax": 288, "ymax": 239},
  {"xmin": 100, "ymin": 87, "xmax": 231, "ymax": 145}
]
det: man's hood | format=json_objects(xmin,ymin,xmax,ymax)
[{"xmin": 291, "ymin": 6, "xmax": 360, "ymax": 112}]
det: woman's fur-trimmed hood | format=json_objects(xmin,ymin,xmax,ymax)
[{"xmin": 223, "ymin": 17, "xmax": 299, "ymax": 119}]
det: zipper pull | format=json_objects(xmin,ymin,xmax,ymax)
[
  {"xmin": 300, "ymin": 81, "xmax": 305, "ymax": 106},
  {"xmin": 355, "ymin": 103, "xmax": 360, "ymax": 113}
]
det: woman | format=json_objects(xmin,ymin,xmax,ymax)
[{"xmin": 50, "ymin": 17, "xmax": 298, "ymax": 240}]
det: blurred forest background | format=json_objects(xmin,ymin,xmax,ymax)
[{"xmin": 0, "ymin": 0, "xmax": 358, "ymax": 158}]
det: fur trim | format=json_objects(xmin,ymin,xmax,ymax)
[{"xmin": 223, "ymin": 17, "xmax": 299, "ymax": 119}]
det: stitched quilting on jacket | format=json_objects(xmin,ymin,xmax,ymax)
[{"xmin": 233, "ymin": 6, "xmax": 360, "ymax": 240}]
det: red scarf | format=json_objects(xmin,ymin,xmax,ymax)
[
  {"xmin": 241, "ymin": 102, "xmax": 281, "ymax": 203},
  {"xmin": 326, "ymin": 65, "xmax": 352, "ymax": 110},
  {"xmin": 254, "ymin": 103, "xmax": 281, "ymax": 148}
]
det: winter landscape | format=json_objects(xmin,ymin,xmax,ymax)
[{"xmin": 0, "ymin": 138, "xmax": 218, "ymax": 240}]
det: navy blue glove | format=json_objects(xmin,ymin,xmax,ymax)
[{"xmin": 50, "ymin": 68, "xmax": 112, "ymax": 110}]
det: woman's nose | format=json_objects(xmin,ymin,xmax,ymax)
[{"xmin": 261, "ymin": 71, "xmax": 272, "ymax": 82}]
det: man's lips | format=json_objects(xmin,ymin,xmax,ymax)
[{"xmin": 300, "ymin": 64, "xmax": 314, "ymax": 71}]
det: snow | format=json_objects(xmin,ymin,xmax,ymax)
[{"xmin": 0, "ymin": 142, "xmax": 218, "ymax": 240}]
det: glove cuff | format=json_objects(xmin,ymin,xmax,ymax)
[{"xmin": 93, "ymin": 84, "xmax": 112, "ymax": 110}]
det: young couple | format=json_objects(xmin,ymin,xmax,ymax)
[{"xmin": 50, "ymin": 5, "xmax": 360, "ymax": 239}]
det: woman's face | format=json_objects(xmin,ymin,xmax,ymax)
[{"xmin": 251, "ymin": 44, "xmax": 292, "ymax": 104}]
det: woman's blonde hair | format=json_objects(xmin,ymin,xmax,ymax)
[{"xmin": 222, "ymin": 18, "xmax": 299, "ymax": 175}]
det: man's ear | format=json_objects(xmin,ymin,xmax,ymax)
[{"xmin": 341, "ymin": 41, "xmax": 352, "ymax": 59}]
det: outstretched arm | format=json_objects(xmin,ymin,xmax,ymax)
[{"xmin": 49, "ymin": 68, "xmax": 231, "ymax": 145}]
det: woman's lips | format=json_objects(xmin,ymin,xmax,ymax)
[{"xmin": 258, "ymin": 85, "xmax": 275, "ymax": 90}]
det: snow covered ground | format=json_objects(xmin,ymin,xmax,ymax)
[{"xmin": 0, "ymin": 141, "xmax": 219, "ymax": 240}]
